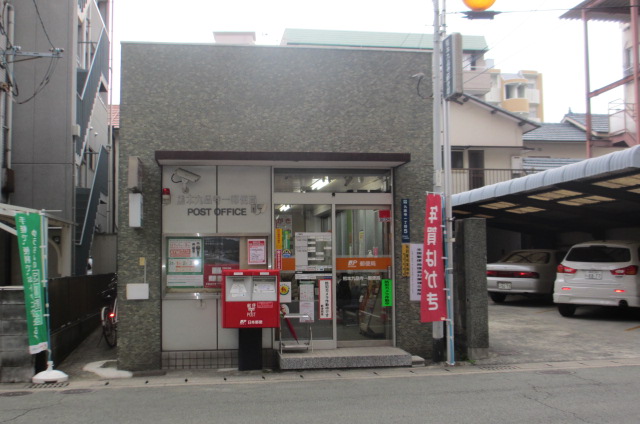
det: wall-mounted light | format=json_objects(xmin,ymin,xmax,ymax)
[
  {"xmin": 162, "ymin": 188, "xmax": 171, "ymax": 205},
  {"xmin": 279, "ymin": 204, "xmax": 291, "ymax": 212}
]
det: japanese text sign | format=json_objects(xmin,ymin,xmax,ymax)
[
  {"xmin": 420, "ymin": 194, "xmax": 446, "ymax": 322},
  {"xmin": 15, "ymin": 213, "xmax": 48, "ymax": 354}
]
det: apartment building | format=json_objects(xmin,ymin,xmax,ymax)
[{"xmin": 0, "ymin": 0, "xmax": 115, "ymax": 282}]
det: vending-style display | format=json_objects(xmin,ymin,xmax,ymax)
[{"xmin": 222, "ymin": 269, "xmax": 280, "ymax": 328}]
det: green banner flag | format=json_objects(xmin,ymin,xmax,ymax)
[
  {"xmin": 16, "ymin": 213, "xmax": 48, "ymax": 354},
  {"xmin": 381, "ymin": 279, "xmax": 393, "ymax": 307}
]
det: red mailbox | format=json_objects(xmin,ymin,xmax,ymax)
[{"xmin": 222, "ymin": 269, "xmax": 280, "ymax": 328}]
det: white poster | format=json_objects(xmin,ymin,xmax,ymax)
[
  {"xmin": 247, "ymin": 239, "xmax": 267, "ymax": 265},
  {"xmin": 319, "ymin": 279, "xmax": 332, "ymax": 320},
  {"xmin": 299, "ymin": 281, "xmax": 315, "ymax": 323},
  {"xmin": 295, "ymin": 232, "xmax": 332, "ymax": 271},
  {"xmin": 410, "ymin": 243, "xmax": 424, "ymax": 301},
  {"xmin": 167, "ymin": 274, "xmax": 204, "ymax": 287},
  {"xmin": 300, "ymin": 301, "xmax": 315, "ymax": 323},
  {"xmin": 299, "ymin": 281, "xmax": 315, "ymax": 301}
]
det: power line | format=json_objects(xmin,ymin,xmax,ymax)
[{"xmin": 32, "ymin": 0, "xmax": 55, "ymax": 49}]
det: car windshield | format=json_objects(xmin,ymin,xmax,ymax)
[
  {"xmin": 565, "ymin": 246, "xmax": 630, "ymax": 263},
  {"xmin": 502, "ymin": 251, "xmax": 550, "ymax": 264}
]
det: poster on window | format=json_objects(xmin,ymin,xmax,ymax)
[
  {"xmin": 166, "ymin": 237, "xmax": 204, "ymax": 288},
  {"xmin": 420, "ymin": 194, "xmax": 447, "ymax": 322},
  {"xmin": 299, "ymin": 281, "xmax": 315, "ymax": 323},
  {"xmin": 248, "ymin": 239, "xmax": 267, "ymax": 265},
  {"xmin": 294, "ymin": 232, "xmax": 332, "ymax": 271},
  {"xmin": 319, "ymin": 279, "xmax": 332, "ymax": 320}
]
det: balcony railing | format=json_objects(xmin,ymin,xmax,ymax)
[
  {"xmin": 451, "ymin": 168, "xmax": 542, "ymax": 194},
  {"xmin": 609, "ymin": 100, "xmax": 636, "ymax": 137}
]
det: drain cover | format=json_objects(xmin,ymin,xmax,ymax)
[
  {"xmin": 536, "ymin": 370, "xmax": 574, "ymax": 375},
  {"xmin": 61, "ymin": 389, "xmax": 93, "ymax": 395},
  {"xmin": 27, "ymin": 382, "xmax": 69, "ymax": 389},
  {"xmin": 479, "ymin": 365, "xmax": 521, "ymax": 371},
  {"xmin": 0, "ymin": 391, "xmax": 32, "ymax": 397}
]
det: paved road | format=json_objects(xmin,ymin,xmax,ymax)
[
  {"xmin": 1, "ymin": 359, "xmax": 640, "ymax": 424},
  {"xmin": 1, "ymin": 296, "xmax": 639, "ymax": 423}
]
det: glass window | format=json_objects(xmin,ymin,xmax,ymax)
[
  {"xmin": 566, "ymin": 246, "xmax": 631, "ymax": 263},
  {"xmin": 164, "ymin": 236, "xmax": 269, "ymax": 294},
  {"xmin": 503, "ymin": 251, "xmax": 550, "ymax": 264},
  {"xmin": 452, "ymin": 151, "xmax": 464, "ymax": 169},
  {"xmin": 274, "ymin": 169, "xmax": 391, "ymax": 193}
]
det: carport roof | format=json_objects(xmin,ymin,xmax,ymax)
[{"xmin": 452, "ymin": 145, "xmax": 640, "ymax": 235}]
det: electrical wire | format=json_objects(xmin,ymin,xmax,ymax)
[
  {"xmin": 0, "ymin": 0, "xmax": 63, "ymax": 103},
  {"xmin": 455, "ymin": 1, "xmax": 579, "ymax": 88},
  {"xmin": 32, "ymin": 0, "xmax": 55, "ymax": 49},
  {"xmin": 456, "ymin": 1, "xmax": 628, "ymax": 80},
  {"xmin": 17, "ymin": 56, "xmax": 58, "ymax": 104}
]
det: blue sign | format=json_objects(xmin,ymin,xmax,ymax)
[{"xmin": 401, "ymin": 199, "xmax": 410, "ymax": 243}]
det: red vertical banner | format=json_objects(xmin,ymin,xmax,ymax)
[{"xmin": 421, "ymin": 193, "xmax": 447, "ymax": 323}]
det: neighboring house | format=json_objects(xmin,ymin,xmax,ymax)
[
  {"xmin": 523, "ymin": 113, "xmax": 623, "ymax": 163},
  {"xmin": 562, "ymin": 1, "xmax": 640, "ymax": 155},
  {"xmin": 0, "ymin": 0, "xmax": 115, "ymax": 282},
  {"xmin": 448, "ymin": 94, "xmax": 539, "ymax": 193}
]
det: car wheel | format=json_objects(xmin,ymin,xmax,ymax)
[
  {"xmin": 489, "ymin": 292, "xmax": 507, "ymax": 303},
  {"xmin": 557, "ymin": 304, "xmax": 576, "ymax": 317}
]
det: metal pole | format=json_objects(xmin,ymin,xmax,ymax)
[
  {"xmin": 582, "ymin": 9, "xmax": 593, "ymax": 158},
  {"xmin": 443, "ymin": 89, "xmax": 456, "ymax": 367},
  {"xmin": 431, "ymin": 0, "xmax": 445, "ymax": 361},
  {"xmin": 431, "ymin": 0, "xmax": 455, "ymax": 366},
  {"xmin": 631, "ymin": 0, "xmax": 640, "ymax": 146}
]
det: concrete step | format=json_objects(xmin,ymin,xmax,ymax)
[{"xmin": 279, "ymin": 347, "xmax": 413, "ymax": 370}]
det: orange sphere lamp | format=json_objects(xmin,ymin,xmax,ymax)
[{"xmin": 462, "ymin": 0, "xmax": 496, "ymax": 11}]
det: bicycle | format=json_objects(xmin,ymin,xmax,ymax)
[{"xmin": 100, "ymin": 275, "xmax": 118, "ymax": 347}]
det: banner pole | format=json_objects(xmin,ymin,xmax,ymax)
[{"xmin": 32, "ymin": 210, "xmax": 68, "ymax": 384}]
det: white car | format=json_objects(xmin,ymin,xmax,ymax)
[
  {"xmin": 487, "ymin": 249, "xmax": 565, "ymax": 303},
  {"xmin": 554, "ymin": 240, "xmax": 640, "ymax": 317}
]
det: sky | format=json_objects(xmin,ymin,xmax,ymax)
[{"xmin": 111, "ymin": 0, "xmax": 624, "ymax": 123}]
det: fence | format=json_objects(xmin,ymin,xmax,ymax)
[{"xmin": 48, "ymin": 273, "xmax": 115, "ymax": 365}]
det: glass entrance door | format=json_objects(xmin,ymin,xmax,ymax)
[
  {"xmin": 273, "ymin": 169, "xmax": 394, "ymax": 349},
  {"xmin": 335, "ymin": 207, "xmax": 393, "ymax": 346},
  {"xmin": 275, "ymin": 203, "xmax": 335, "ymax": 349}
]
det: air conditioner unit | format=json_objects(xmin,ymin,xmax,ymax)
[{"xmin": 511, "ymin": 156, "xmax": 523, "ymax": 169}]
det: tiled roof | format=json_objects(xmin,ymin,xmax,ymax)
[
  {"xmin": 563, "ymin": 113, "xmax": 609, "ymax": 133},
  {"xmin": 522, "ymin": 157, "xmax": 584, "ymax": 171},
  {"xmin": 281, "ymin": 28, "xmax": 488, "ymax": 51},
  {"xmin": 522, "ymin": 122, "xmax": 587, "ymax": 142},
  {"xmin": 109, "ymin": 105, "xmax": 119, "ymax": 128}
]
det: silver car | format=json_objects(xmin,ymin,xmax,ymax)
[{"xmin": 487, "ymin": 249, "xmax": 565, "ymax": 303}]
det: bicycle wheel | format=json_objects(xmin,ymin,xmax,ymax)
[{"xmin": 103, "ymin": 315, "xmax": 117, "ymax": 347}]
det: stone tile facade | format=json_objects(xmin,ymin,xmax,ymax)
[{"xmin": 119, "ymin": 43, "xmax": 434, "ymax": 371}]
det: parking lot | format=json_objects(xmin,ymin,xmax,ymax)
[{"xmin": 475, "ymin": 295, "xmax": 640, "ymax": 366}]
